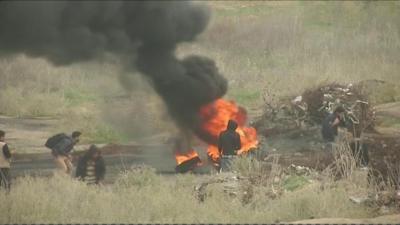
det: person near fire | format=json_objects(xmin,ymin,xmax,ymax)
[
  {"xmin": 321, "ymin": 106, "xmax": 346, "ymax": 150},
  {"xmin": 0, "ymin": 130, "xmax": 12, "ymax": 191},
  {"xmin": 45, "ymin": 131, "xmax": 81, "ymax": 175},
  {"xmin": 76, "ymin": 145, "xmax": 106, "ymax": 185},
  {"xmin": 218, "ymin": 119, "xmax": 241, "ymax": 172}
]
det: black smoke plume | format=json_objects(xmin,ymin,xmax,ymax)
[{"xmin": 0, "ymin": 1, "xmax": 227, "ymax": 135}]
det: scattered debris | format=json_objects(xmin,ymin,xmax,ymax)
[
  {"xmin": 256, "ymin": 81, "xmax": 376, "ymax": 138},
  {"xmin": 349, "ymin": 196, "xmax": 368, "ymax": 204},
  {"xmin": 286, "ymin": 164, "xmax": 312, "ymax": 176},
  {"xmin": 194, "ymin": 172, "xmax": 243, "ymax": 202}
]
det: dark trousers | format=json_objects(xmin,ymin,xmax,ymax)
[
  {"xmin": 0, "ymin": 168, "xmax": 11, "ymax": 191},
  {"xmin": 220, "ymin": 155, "xmax": 237, "ymax": 172}
]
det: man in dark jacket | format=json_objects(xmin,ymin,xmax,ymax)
[
  {"xmin": 76, "ymin": 145, "xmax": 106, "ymax": 185},
  {"xmin": 321, "ymin": 106, "xmax": 346, "ymax": 150},
  {"xmin": 218, "ymin": 120, "xmax": 241, "ymax": 172},
  {"xmin": 48, "ymin": 131, "xmax": 81, "ymax": 174},
  {"xmin": 0, "ymin": 130, "xmax": 11, "ymax": 191}
]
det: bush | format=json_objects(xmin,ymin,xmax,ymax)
[
  {"xmin": 0, "ymin": 87, "xmax": 65, "ymax": 118},
  {"xmin": 0, "ymin": 158, "xmax": 381, "ymax": 224}
]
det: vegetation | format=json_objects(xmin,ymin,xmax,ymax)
[
  {"xmin": 1, "ymin": 2, "xmax": 399, "ymax": 141},
  {"xmin": 0, "ymin": 1, "xmax": 399, "ymax": 223},
  {"xmin": 2, "ymin": 142, "xmax": 395, "ymax": 223}
]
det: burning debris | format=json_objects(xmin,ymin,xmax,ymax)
[
  {"xmin": 0, "ymin": 1, "xmax": 230, "ymax": 151},
  {"xmin": 175, "ymin": 149, "xmax": 202, "ymax": 173},
  {"xmin": 198, "ymin": 99, "xmax": 258, "ymax": 168},
  {"xmin": 0, "ymin": 1, "xmax": 256, "ymax": 170},
  {"xmin": 172, "ymin": 98, "xmax": 259, "ymax": 172}
]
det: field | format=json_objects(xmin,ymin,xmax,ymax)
[{"xmin": 0, "ymin": 1, "xmax": 400, "ymax": 223}]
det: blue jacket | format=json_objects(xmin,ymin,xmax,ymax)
[{"xmin": 52, "ymin": 135, "xmax": 75, "ymax": 156}]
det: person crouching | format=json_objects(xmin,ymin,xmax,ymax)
[{"xmin": 76, "ymin": 145, "xmax": 106, "ymax": 185}]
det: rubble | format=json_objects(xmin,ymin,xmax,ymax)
[
  {"xmin": 175, "ymin": 156, "xmax": 201, "ymax": 173},
  {"xmin": 256, "ymin": 81, "xmax": 376, "ymax": 138},
  {"xmin": 286, "ymin": 164, "xmax": 312, "ymax": 176},
  {"xmin": 194, "ymin": 172, "xmax": 243, "ymax": 202},
  {"xmin": 349, "ymin": 196, "xmax": 369, "ymax": 204}
]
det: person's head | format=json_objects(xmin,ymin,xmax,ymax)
[
  {"xmin": 86, "ymin": 145, "xmax": 101, "ymax": 160},
  {"xmin": 71, "ymin": 131, "xmax": 82, "ymax": 143},
  {"xmin": 0, "ymin": 130, "xmax": 5, "ymax": 142},
  {"xmin": 227, "ymin": 119, "xmax": 238, "ymax": 131},
  {"xmin": 334, "ymin": 106, "xmax": 345, "ymax": 116}
]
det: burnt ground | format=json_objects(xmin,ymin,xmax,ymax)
[
  {"xmin": 0, "ymin": 115, "xmax": 213, "ymax": 182},
  {"xmin": 2, "ymin": 101, "xmax": 400, "ymax": 184},
  {"xmin": 11, "ymin": 143, "xmax": 215, "ymax": 183}
]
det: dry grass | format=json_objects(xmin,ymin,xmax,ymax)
[
  {"xmin": 0, "ymin": 163, "xmax": 375, "ymax": 224},
  {"xmin": 0, "ymin": 3, "xmax": 399, "ymax": 221},
  {"xmin": 179, "ymin": 1, "xmax": 400, "ymax": 107},
  {"xmin": 2, "ymin": 137, "xmax": 396, "ymax": 223},
  {"xmin": 0, "ymin": 1, "xmax": 399, "ymax": 130}
]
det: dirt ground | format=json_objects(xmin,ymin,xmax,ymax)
[
  {"xmin": 3, "ymin": 101, "xmax": 400, "ymax": 180},
  {"xmin": 291, "ymin": 213, "xmax": 400, "ymax": 224}
]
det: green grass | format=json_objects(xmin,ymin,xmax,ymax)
[
  {"xmin": 0, "ymin": 87, "xmax": 65, "ymax": 118},
  {"xmin": 86, "ymin": 124, "xmax": 130, "ymax": 144},
  {"xmin": 228, "ymin": 89, "xmax": 261, "ymax": 107},
  {"xmin": 283, "ymin": 175, "xmax": 310, "ymax": 191},
  {"xmin": 377, "ymin": 116, "xmax": 400, "ymax": 129},
  {"xmin": 63, "ymin": 88, "xmax": 98, "ymax": 107}
]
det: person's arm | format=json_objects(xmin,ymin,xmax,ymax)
[
  {"xmin": 331, "ymin": 117, "xmax": 341, "ymax": 127},
  {"xmin": 3, "ymin": 144, "xmax": 11, "ymax": 159},
  {"xmin": 235, "ymin": 133, "xmax": 242, "ymax": 153}
]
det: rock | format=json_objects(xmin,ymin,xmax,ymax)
[
  {"xmin": 379, "ymin": 205, "xmax": 390, "ymax": 214},
  {"xmin": 377, "ymin": 191, "xmax": 395, "ymax": 206},
  {"xmin": 349, "ymin": 196, "xmax": 369, "ymax": 204}
]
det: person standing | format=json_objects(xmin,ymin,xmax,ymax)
[
  {"xmin": 321, "ymin": 106, "xmax": 346, "ymax": 150},
  {"xmin": 45, "ymin": 131, "xmax": 81, "ymax": 174},
  {"xmin": 218, "ymin": 120, "xmax": 241, "ymax": 172},
  {"xmin": 0, "ymin": 130, "xmax": 11, "ymax": 191},
  {"xmin": 76, "ymin": 145, "xmax": 106, "ymax": 185}
]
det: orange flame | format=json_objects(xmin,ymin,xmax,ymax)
[
  {"xmin": 175, "ymin": 149, "xmax": 200, "ymax": 165},
  {"xmin": 199, "ymin": 99, "xmax": 258, "ymax": 163}
]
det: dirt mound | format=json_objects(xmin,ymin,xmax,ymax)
[
  {"xmin": 255, "ymin": 81, "xmax": 399, "ymax": 186},
  {"xmin": 255, "ymin": 81, "xmax": 375, "ymax": 138},
  {"xmin": 365, "ymin": 134, "xmax": 400, "ymax": 187}
]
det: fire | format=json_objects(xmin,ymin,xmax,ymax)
[
  {"xmin": 199, "ymin": 99, "xmax": 258, "ymax": 163},
  {"xmin": 175, "ymin": 149, "xmax": 200, "ymax": 165}
]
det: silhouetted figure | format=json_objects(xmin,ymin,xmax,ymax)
[
  {"xmin": 45, "ymin": 131, "xmax": 81, "ymax": 174},
  {"xmin": 218, "ymin": 120, "xmax": 241, "ymax": 172},
  {"xmin": 0, "ymin": 130, "xmax": 11, "ymax": 191},
  {"xmin": 76, "ymin": 145, "xmax": 106, "ymax": 185},
  {"xmin": 321, "ymin": 106, "xmax": 346, "ymax": 152}
]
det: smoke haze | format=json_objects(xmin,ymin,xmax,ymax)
[{"xmin": 0, "ymin": 1, "xmax": 227, "ymax": 134}]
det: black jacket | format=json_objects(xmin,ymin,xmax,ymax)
[
  {"xmin": 321, "ymin": 113, "xmax": 342, "ymax": 142},
  {"xmin": 52, "ymin": 135, "xmax": 76, "ymax": 156},
  {"xmin": 2, "ymin": 144, "xmax": 11, "ymax": 159},
  {"xmin": 76, "ymin": 156, "xmax": 106, "ymax": 184},
  {"xmin": 218, "ymin": 120, "xmax": 241, "ymax": 156}
]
